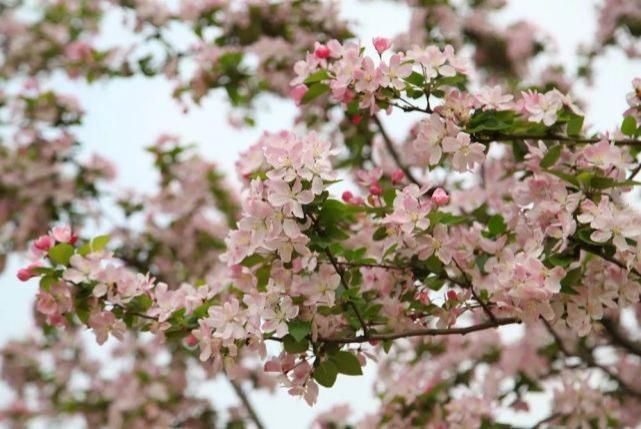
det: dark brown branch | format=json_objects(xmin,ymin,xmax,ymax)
[
  {"xmin": 228, "ymin": 378, "xmax": 266, "ymax": 429},
  {"xmin": 601, "ymin": 318, "xmax": 641, "ymax": 358},
  {"xmin": 453, "ymin": 259, "xmax": 497, "ymax": 323},
  {"xmin": 373, "ymin": 114, "xmax": 423, "ymax": 186},
  {"xmin": 112, "ymin": 304, "xmax": 158, "ymax": 321},
  {"xmin": 308, "ymin": 213, "xmax": 370, "ymax": 337},
  {"xmin": 474, "ymin": 133, "xmax": 641, "ymax": 146},
  {"xmin": 543, "ymin": 320, "xmax": 641, "ymax": 399},
  {"xmin": 319, "ymin": 317, "xmax": 519, "ymax": 344},
  {"xmin": 323, "ymin": 247, "xmax": 370, "ymax": 338},
  {"xmin": 574, "ymin": 240, "xmax": 641, "ymax": 278}
]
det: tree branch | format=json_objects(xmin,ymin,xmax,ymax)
[
  {"xmin": 373, "ymin": 114, "xmax": 423, "ymax": 186},
  {"xmin": 601, "ymin": 318, "xmax": 641, "ymax": 358},
  {"xmin": 474, "ymin": 133, "xmax": 641, "ymax": 146},
  {"xmin": 308, "ymin": 213, "xmax": 370, "ymax": 337},
  {"xmin": 543, "ymin": 319, "xmax": 641, "ymax": 399},
  {"xmin": 319, "ymin": 317, "xmax": 519, "ymax": 344},
  {"xmin": 228, "ymin": 378, "xmax": 266, "ymax": 429}
]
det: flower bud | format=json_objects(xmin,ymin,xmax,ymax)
[
  {"xmin": 431, "ymin": 187, "xmax": 449, "ymax": 206},
  {"xmin": 373, "ymin": 37, "xmax": 391, "ymax": 54},
  {"xmin": 390, "ymin": 169, "xmax": 405, "ymax": 184},
  {"xmin": 33, "ymin": 235, "xmax": 54, "ymax": 251},
  {"xmin": 314, "ymin": 43, "xmax": 330, "ymax": 59},
  {"xmin": 369, "ymin": 183, "xmax": 383, "ymax": 196}
]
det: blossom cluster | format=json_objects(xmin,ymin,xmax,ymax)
[{"xmin": 3, "ymin": 1, "xmax": 641, "ymax": 427}]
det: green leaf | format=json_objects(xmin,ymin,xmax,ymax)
[
  {"xmin": 288, "ymin": 320, "xmax": 311, "ymax": 342},
  {"xmin": 621, "ymin": 116, "xmax": 637, "ymax": 137},
  {"xmin": 240, "ymin": 254, "xmax": 264, "ymax": 268},
  {"xmin": 467, "ymin": 110, "xmax": 516, "ymax": 133},
  {"xmin": 304, "ymin": 70, "xmax": 330, "ymax": 85},
  {"xmin": 331, "ymin": 351, "xmax": 362, "ymax": 376},
  {"xmin": 313, "ymin": 359, "xmax": 338, "ymax": 387},
  {"xmin": 540, "ymin": 145, "xmax": 562, "ymax": 168},
  {"xmin": 404, "ymin": 71, "xmax": 424, "ymax": 87},
  {"xmin": 301, "ymin": 83, "xmax": 330, "ymax": 104},
  {"xmin": 39, "ymin": 275, "xmax": 57, "ymax": 292},
  {"xmin": 425, "ymin": 277, "xmax": 446, "ymax": 291},
  {"xmin": 372, "ymin": 226, "xmax": 388, "ymax": 241},
  {"xmin": 424, "ymin": 255, "xmax": 444, "ymax": 274},
  {"xmin": 90, "ymin": 235, "xmax": 110, "ymax": 252},
  {"xmin": 567, "ymin": 115, "xmax": 584, "ymax": 136},
  {"xmin": 546, "ymin": 169, "xmax": 579, "ymax": 187},
  {"xmin": 48, "ymin": 243, "xmax": 74, "ymax": 266},
  {"xmin": 255, "ymin": 264, "xmax": 271, "ymax": 292},
  {"xmin": 560, "ymin": 267, "xmax": 582, "ymax": 295},
  {"xmin": 283, "ymin": 335, "xmax": 309, "ymax": 354},
  {"xmin": 590, "ymin": 176, "xmax": 641, "ymax": 189},
  {"xmin": 484, "ymin": 215, "xmax": 507, "ymax": 238}
]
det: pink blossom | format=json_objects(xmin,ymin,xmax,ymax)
[
  {"xmin": 582, "ymin": 138, "xmax": 628, "ymax": 170},
  {"xmin": 267, "ymin": 179, "xmax": 315, "ymax": 218},
  {"xmin": 33, "ymin": 235, "xmax": 54, "ymax": 251},
  {"xmin": 290, "ymin": 84, "xmax": 308, "ymax": 105},
  {"xmin": 51, "ymin": 225, "xmax": 73, "ymax": 243},
  {"xmin": 431, "ymin": 188, "xmax": 449, "ymax": 206},
  {"xmin": 16, "ymin": 262, "xmax": 42, "ymax": 282},
  {"xmin": 475, "ymin": 85, "xmax": 514, "ymax": 110},
  {"xmin": 262, "ymin": 296, "xmax": 299, "ymax": 337},
  {"xmin": 384, "ymin": 184, "xmax": 431, "ymax": 233},
  {"xmin": 442, "ymin": 132, "xmax": 486, "ymax": 171},
  {"xmin": 314, "ymin": 43, "xmax": 330, "ymax": 59},
  {"xmin": 379, "ymin": 54, "xmax": 412, "ymax": 90},
  {"xmin": 519, "ymin": 90, "xmax": 563, "ymax": 126},
  {"xmin": 206, "ymin": 298, "xmax": 247, "ymax": 342},
  {"xmin": 390, "ymin": 169, "xmax": 405, "ymax": 184},
  {"xmin": 412, "ymin": 114, "xmax": 447, "ymax": 166},
  {"xmin": 372, "ymin": 37, "xmax": 392, "ymax": 54}
]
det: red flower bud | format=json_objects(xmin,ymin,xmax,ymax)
[
  {"xmin": 314, "ymin": 44, "xmax": 330, "ymax": 59},
  {"xmin": 369, "ymin": 183, "xmax": 383, "ymax": 196},
  {"xmin": 431, "ymin": 187, "xmax": 449, "ymax": 206},
  {"xmin": 390, "ymin": 169, "xmax": 405, "ymax": 184}
]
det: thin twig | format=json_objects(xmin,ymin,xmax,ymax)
[
  {"xmin": 373, "ymin": 114, "xmax": 423, "ymax": 186},
  {"xmin": 323, "ymin": 248, "xmax": 370, "ymax": 338},
  {"xmin": 453, "ymin": 259, "xmax": 497, "ymax": 322},
  {"xmin": 543, "ymin": 319, "xmax": 641, "ymax": 399},
  {"xmin": 228, "ymin": 378, "xmax": 266, "ymax": 429},
  {"xmin": 601, "ymin": 318, "xmax": 641, "ymax": 358},
  {"xmin": 308, "ymin": 213, "xmax": 370, "ymax": 337}
]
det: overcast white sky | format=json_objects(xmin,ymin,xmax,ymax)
[{"xmin": 1, "ymin": 0, "xmax": 639, "ymax": 427}]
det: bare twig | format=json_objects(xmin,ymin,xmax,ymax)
[
  {"xmin": 373, "ymin": 114, "xmax": 423, "ymax": 186},
  {"xmin": 228, "ymin": 378, "xmax": 266, "ymax": 429},
  {"xmin": 601, "ymin": 318, "xmax": 641, "ymax": 358},
  {"xmin": 453, "ymin": 259, "xmax": 497, "ymax": 323}
]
